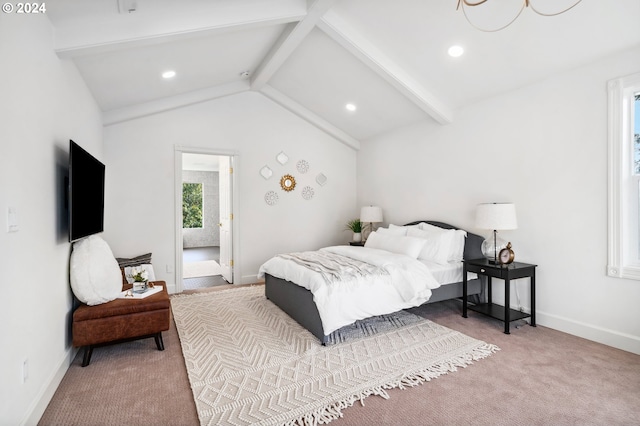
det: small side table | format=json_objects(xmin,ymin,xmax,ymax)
[
  {"xmin": 349, "ymin": 241, "xmax": 365, "ymax": 246},
  {"xmin": 463, "ymin": 258, "xmax": 537, "ymax": 334}
]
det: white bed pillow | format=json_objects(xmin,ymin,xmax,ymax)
[
  {"xmin": 376, "ymin": 226, "xmax": 407, "ymax": 236},
  {"xmin": 449, "ymin": 229, "xmax": 467, "ymax": 262},
  {"xmin": 407, "ymin": 226, "xmax": 455, "ymax": 265},
  {"xmin": 419, "ymin": 223, "xmax": 467, "ymax": 262},
  {"xmin": 388, "ymin": 223, "xmax": 424, "ymax": 235},
  {"xmin": 70, "ymin": 235, "xmax": 122, "ymax": 306},
  {"xmin": 419, "ymin": 222, "xmax": 447, "ymax": 233},
  {"xmin": 387, "ymin": 224, "xmax": 408, "ymax": 235},
  {"xmin": 364, "ymin": 231, "xmax": 426, "ymax": 259}
]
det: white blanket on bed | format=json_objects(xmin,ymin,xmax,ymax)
[{"xmin": 257, "ymin": 245, "xmax": 440, "ymax": 335}]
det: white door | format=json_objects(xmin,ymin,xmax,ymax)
[{"xmin": 218, "ymin": 156, "xmax": 233, "ymax": 283}]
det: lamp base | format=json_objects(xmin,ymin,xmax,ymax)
[{"xmin": 481, "ymin": 234, "xmax": 507, "ymax": 262}]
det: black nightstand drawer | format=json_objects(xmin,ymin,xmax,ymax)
[{"xmin": 466, "ymin": 263, "xmax": 504, "ymax": 278}]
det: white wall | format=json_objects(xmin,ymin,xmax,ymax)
[
  {"xmin": 358, "ymin": 47, "xmax": 640, "ymax": 354},
  {"xmin": 0, "ymin": 13, "xmax": 103, "ymax": 425},
  {"xmin": 103, "ymin": 91, "xmax": 357, "ymax": 289}
]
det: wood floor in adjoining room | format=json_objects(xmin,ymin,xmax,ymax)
[
  {"xmin": 183, "ymin": 246, "xmax": 219, "ymax": 263},
  {"xmin": 182, "ymin": 246, "xmax": 228, "ymax": 289}
]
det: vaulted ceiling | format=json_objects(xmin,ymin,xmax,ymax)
[{"xmin": 47, "ymin": 0, "xmax": 640, "ymax": 149}]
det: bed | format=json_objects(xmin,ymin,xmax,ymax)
[{"xmin": 259, "ymin": 221, "xmax": 484, "ymax": 344}]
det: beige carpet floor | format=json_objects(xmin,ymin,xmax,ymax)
[{"xmin": 39, "ymin": 284, "xmax": 640, "ymax": 426}]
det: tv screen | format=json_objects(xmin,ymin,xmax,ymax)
[{"xmin": 69, "ymin": 140, "xmax": 105, "ymax": 242}]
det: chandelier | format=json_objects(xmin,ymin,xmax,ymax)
[{"xmin": 456, "ymin": 0, "xmax": 583, "ymax": 32}]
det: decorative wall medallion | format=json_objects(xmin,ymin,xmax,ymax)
[
  {"xmin": 259, "ymin": 165, "xmax": 273, "ymax": 180},
  {"xmin": 280, "ymin": 174, "xmax": 296, "ymax": 192},
  {"xmin": 265, "ymin": 191, "xmax": 278, "ymax": 205},
  {"xmin": 296, "ymin": 159, "xmax": 309, "ymax": 174},
  {"xmin": 302, "ymin": 186, "xmax": 314, "ymax": 200},
  {"xmin": 316, "ymin": 173, "xmax": 327, "ymax": 186},
  {"xmin": 276, "ymin": 151, "xmax": 289, "ymax": 165}
]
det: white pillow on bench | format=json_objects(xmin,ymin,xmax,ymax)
[{"xmin": 70, "ymin": 235, "xmax": 122, "ymax": 306}]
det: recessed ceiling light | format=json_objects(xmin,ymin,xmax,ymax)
[
  {"xmin": 448, "ymin": 45, "xmax": 464, "ymax": 58},
  {"xmin": 162, "ymin": 70, "xmax": 176, "ymax": 79},
  {"xmin": 345, "ymin": 103, "xmax": 357, "ymax": 112}
]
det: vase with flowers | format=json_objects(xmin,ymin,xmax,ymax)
[{"xmin": 128, "ymin": 266, "xmax": 149, "ymax": 294}]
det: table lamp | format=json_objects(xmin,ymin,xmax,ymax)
[
  {"xmin": 360, "ymin": 206, "xmax": 383, "ymax": 242},
  {"xmin": 475, "ymin": 203, "xmax": 517, "ymax": 263}
]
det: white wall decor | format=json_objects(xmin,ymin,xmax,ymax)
[
  {"xmin": 260, "ymin": 165, "xmax": 273, "ymax": 180},
  {"xmin": 302, "ymin": 186, "xmax": 314, "ymax": 200},
  {"xmin": 297, "ymin": 159, "xmax": 309, "ymax": 173},
  {"xmin": 276, "ymin": 151, "xmax": 289, "ymax": 165},
  {"xmin": 265, "ymin": 190, "xmax": 278, "ymax": 205},
  {"xmin": 316, "ymin": 173, "xmax": 327, "ymax": 186}
]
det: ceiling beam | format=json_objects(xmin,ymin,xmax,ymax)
[
  {"xmin": 103, "ymin": 81, "xmax": 250, "ymax": 126},
  {"xmin": 250, "ymin": 0, "xmax": 339, "ymax": 90},
  {"xmin": 260, "ymin": 85, "xmax": 360, "ymax": 151},
  {"xmin": 56, "ymin": 15, "xmax": 303, "ymax": 59},
  {"xmin": 317, "ymin": 10, "xmax": 453, "ymax": 125}
]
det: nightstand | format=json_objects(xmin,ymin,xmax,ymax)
[
  {"xmin": 462, "ymin": 258, "xmax": 537, "ymax": 334},
  {"xmin": 349, "ymin": 241, "xmax": 365, "ymax": 246}
]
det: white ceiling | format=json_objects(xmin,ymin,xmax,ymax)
[{"xmin": 47, "ymin": 0, "xmax": 640, "ymax": 148}]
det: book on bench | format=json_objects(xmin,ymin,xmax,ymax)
[{"xmin": 117, "ymin": 285, "xmax": 163, "ymax": 300}]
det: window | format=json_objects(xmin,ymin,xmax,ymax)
[
  {"xmin": 608, "ymin": 72, "xmax": 640, "ymax": 279},
  {"xmin": 182, "ymin": 182, "xmax": 203, "ymax": 229}
]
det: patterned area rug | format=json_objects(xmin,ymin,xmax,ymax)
[
  {"xmin": 325, "ymin": 309, "xmax": 425, "ymax": 345},
  {"xmin": 171, "ymin": 285, "xmax": 499, "ymax": 426}
]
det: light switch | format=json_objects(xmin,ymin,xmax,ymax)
[{"xmin": 7, "ymin": 207, "xmax": 18, "ymax": 233}]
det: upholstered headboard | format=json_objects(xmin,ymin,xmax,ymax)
[{"xmin": 403, "ymin": 220, "xmax": 484, "ymax": 261}]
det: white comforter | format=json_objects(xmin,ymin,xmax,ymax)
[{"xmin": 257, "ymin": 245, "xmax": 441, "ymax": 335}]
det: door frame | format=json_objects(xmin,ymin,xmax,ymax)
[{"xmin": 174, "ymin": 145, "xmax": 240, "ymax": 293}]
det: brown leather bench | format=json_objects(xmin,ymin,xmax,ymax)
[{"xmin": 72, "ymin": 281, "xmax": 170, "ymax": 367}]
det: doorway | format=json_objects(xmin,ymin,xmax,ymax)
[{"xmin": 174, "ymin": 148, "xmax": 236, "ymax": 292}]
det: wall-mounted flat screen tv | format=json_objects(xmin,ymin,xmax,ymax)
[{"xmin": 69, "ymin": 140, "xmax": 105, "ymax": 242}]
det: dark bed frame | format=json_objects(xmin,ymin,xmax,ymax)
[{"xmin": 265, "ymin": 221, "xmax": 484, "ymax": 344}]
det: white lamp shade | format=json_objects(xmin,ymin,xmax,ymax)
[
  {"xmin": 360, "ymin": 206, "xmax": 383, "ymax": 223},
  {"xmin": 475, "ymin": 203, "xmax": 517, "ymax": 230}
]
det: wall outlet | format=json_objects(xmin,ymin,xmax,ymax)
[{"xmin": 22, "ymin": 358, "xmax": 28, "ymax": 383}]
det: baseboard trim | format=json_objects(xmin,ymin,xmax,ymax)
[
  {"xmin": 241, "ymin": 274, "xmax": 263, "ymax": 285},
  {"xmin": 22, "ymin": 346, "xmax": 78, "ymax": 426},
  {"xmin": 536, "ymin": 310, "xmax": 640, "ymax": 355}
]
